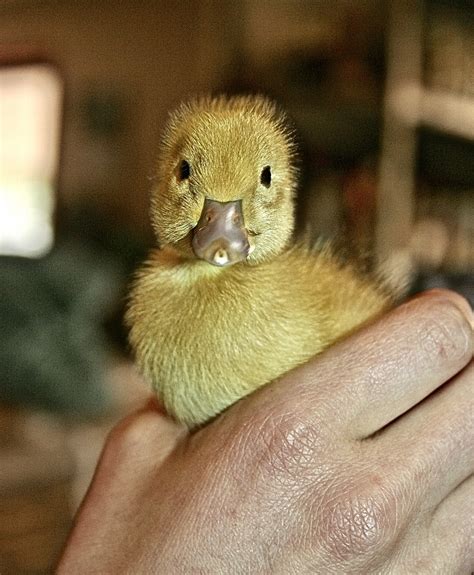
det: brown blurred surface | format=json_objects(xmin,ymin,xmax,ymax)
[
  {"xmin": 0, "ymin": 361, "xmax": 148, "ymax": 574},
  {"xmin": 0, "ymin": 408, "xmax": 73, "ymax": 574}
]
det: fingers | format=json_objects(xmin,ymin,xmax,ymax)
[
  {"xmin": 372, "ymin": 361, "xmax": 473, "ymax": 512},
  {"xmin": 335, "ymin": 290, "xmax": 472, "ymax": 438},
  {"xmin": 399, "ymin": 476, "xmax": 474, "ymax": 574},
  {"xmin": 251, "ymin": 289, "xmax": 473, "ymax": 440},
  {"xmin": 429, "ymin": 474, "xmax": 474, "ymax": 572}
]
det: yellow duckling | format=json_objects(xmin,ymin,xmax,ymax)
[{"xmin": 126, "ymin": 95, "xmax": 391, "ymax": 428}]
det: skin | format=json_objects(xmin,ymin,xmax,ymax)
[{"xmin": 59, "ymin": 290, "xmax": 473, "ymax": 574}]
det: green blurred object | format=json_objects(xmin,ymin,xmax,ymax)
[
  {"xmin": 81, "ymin": 89, "xmax": 126, "ymax": 137},
  {"xmin": 0, "ymin": 240, "xmax": 124, "ymax": 417}
]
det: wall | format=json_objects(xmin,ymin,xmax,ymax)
[{"xmin": 0, "ymin": 0, "xmax": 231, "ymax": 237}]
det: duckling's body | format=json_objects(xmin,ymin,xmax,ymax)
[{"xmin": 127, "ymin": 95, "xmax": 391, "ymax": 428}]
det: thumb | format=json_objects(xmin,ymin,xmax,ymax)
[
  {"xmin": 99, "ymin": 397, "xmax": 187, "ymax": 478},
  {"xmin": 58, "ymin": 399, "xmax": 186, "ymax": 571}
]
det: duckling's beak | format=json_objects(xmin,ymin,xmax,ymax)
[{"xmin": 192, "ymin": 199, "xmax": 250, "ymax": 267}]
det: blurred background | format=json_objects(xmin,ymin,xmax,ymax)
[{"xmin": 0, "ymin": 0, "xmax": 472, "ymax": 572}]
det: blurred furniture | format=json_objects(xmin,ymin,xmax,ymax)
[{"xmin": 376, "ymin": 0, "xmax": 474, "ymax": 288}]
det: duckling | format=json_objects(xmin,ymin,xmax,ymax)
[{"xmin": 126, "ymin": 95, "xmax": 392, "ymax": 428}]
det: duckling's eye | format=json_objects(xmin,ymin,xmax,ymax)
[
  {"xmin": 260, "ymin": 165, "xmax": 271, "ymax": 188},
  {"xmin": 177, "ymin": 159, "xmax": 191, "ymax": 181}
]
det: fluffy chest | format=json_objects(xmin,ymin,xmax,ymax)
[
  {"xmin": 127, "ymin": 256, "xmax": 328, "ymax": 426},
  {"xmin": 136, "ymin": 266, "xmax": 319, "ymax": 367},
  {"xmin": 126, "ymin": 246, "xmax": 389, "ymax": 427}
]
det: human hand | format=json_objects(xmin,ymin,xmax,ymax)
[{"xmin": 58, "ymin": 290, "xmax": 473, "ymax": 574}]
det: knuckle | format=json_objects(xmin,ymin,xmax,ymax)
[
  {"xmin": 244, "ymin": 408, "xmax": 326, "ymax": 484},
  {"xmin": 316, "ymin": 471, "xmax": 401, "ymax": 564},
  {"xmin": 419, "ymin": 300, "xmax": 472, "ymax": 364}
]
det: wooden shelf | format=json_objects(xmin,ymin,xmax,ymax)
[{"xmin": 392, "ymin": 84, "xmax": 474, "ymax": 140}]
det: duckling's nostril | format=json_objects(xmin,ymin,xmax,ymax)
[{"xmin": 213, "ymin": 248, "xmax": 229, "ymax": 266}]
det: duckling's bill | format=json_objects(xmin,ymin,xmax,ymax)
[{"xmin": 191, "ymin": 198, "xmax": 251, "ymax": 267}]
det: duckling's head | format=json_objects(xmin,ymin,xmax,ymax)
[{"xmin": 151, "ymin": 95, "xmax": 298, "ymax": 267}]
